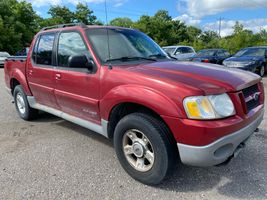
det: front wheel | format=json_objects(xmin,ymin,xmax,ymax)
[
  {"xmin": 13, "ymin": 85, "xmax": 39, "ymax": 120},
  {"xmin": 114, "ymin": 113, "xmax": 177, "ymax": 185}
]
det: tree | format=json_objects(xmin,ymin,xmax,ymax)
[
  {"xmin": 110, "ymin": 17, "xmax": 134, "ymax": 27},
  {"xmin": 135, "ymin": 11, "xmax": 188, "ymax": 46},
  {"xmin": 75, "ymin": 3, "xmax": 99, "ymax": 25},
  {"xmin": 0, "ymin": 0, "xmax": 39, "ymax": 54},
  {"xmin": 48, "ymin": 6, "xmax": 74, "ymax": 24}
]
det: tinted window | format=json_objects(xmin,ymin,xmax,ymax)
[
  {"xmin": 217, "ymin": 51, "xmax": 225, "ymax": 57},
  {"xmin": 175, "ymin": 48, "xmax": 183, "ymax": 55},
  {"xmin": 181, "ymin": 47, "xmax": 194, "ymax": 54},
  {"xmin": 36, "ymin": 34, "xmax": 55, "ymax": 65},
  {"xmin": 57, "ymin": 32, "xmax": 88, "ymax": 67},
  {"xmin": 235, "ymin": 48, "xmax": 265, "ymax": 57},
  {"xmin": 197, "ymin": 50, "xmax": 216, "ymax": 56}
]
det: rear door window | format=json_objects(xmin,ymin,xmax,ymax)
[
  {"xmin": 35, "ymin": 34, "xmax": 55, "ymax": 66},
  {"xmin": 182, "ymin": 47, "xmax": 194, "ymax": 53}
]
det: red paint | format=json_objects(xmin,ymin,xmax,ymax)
[{"xmin": 4, "ymin": 26, "xmax": 264, "ymax": 146}]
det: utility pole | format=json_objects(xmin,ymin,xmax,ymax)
[
  {"xmin": 218, "ymin": 17, "xmax": 224, "ymax": 38},
  {"xmin": 218, "ymin": 17, "xmax": 222, "ymax": 38}
]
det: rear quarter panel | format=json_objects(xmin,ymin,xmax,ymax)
[{"xmin": 4, "ymin": 58, "xmax": 32, "ymax": 96}]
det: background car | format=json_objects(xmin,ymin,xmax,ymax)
[
  {"xmin": 162, "ymin": 45, "xmax": 196, "ymax": 61},
  {"xmin": 223, "ymin": 46, "xmax": 267, "ymax": 77},
  {"xmin": 0, "ymin": 52, "xmax": 10, "ymax": 67},
  {"xmin": 191, "ymin": 49, "xmax": 230, "ymax": 64},
  {"xmin": 15, "ymin": 47, "xmax": 29, "ymax": 56}
]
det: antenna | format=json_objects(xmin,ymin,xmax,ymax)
[{"xmin": 105, "ymin": 0, "xmax": 112, "ymax": 66}]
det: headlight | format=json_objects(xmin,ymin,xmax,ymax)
[
  {"xmin": 226, "ymin": 61, "xmax": 256, "ymax": 68},
  {"xmin": 222, "ymin": 61, "xmax": 227, "ymax": 66},
  {"xmin": 243, "ymin": 61, "xmax": 256, "ymax": 65},
  {"xmin": 183, "ymin": 94, "xmax": 235, "ymax": 120}
]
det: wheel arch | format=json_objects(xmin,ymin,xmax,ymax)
[
  {"xmin": 10, "ymin": 69, "xmax": 32, "ymax": 96},
  {"xmin": 100, "ymin": 85, "xmax": 181, "ymax": 141}
]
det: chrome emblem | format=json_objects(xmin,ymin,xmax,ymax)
[{"xmin": 245, "ymin": 92, "xmax": 261, "ymax": 102}]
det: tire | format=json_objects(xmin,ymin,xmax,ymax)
[
  {"xmin": 258, "ymin": 65, "xmax": 265, "ymax": 77},
  {"xmin": 114, "ymin": 113, "xmax": 177, "ymax": 185},
  {"xmin": 13, "ymin": 85, "xmax": 38, "ymax": 120}
]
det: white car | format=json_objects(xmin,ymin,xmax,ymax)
[
  {"xmin": 0, "ymin": 52, "xmax": 10, "ymax": 67},
  {"xmin": 162, "ymin": 46, "xmax": 196, "ymax": 61}
]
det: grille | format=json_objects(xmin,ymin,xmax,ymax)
[{"xmin": 242, "ymin": 84, "xmax": 260, "ymax": 112}]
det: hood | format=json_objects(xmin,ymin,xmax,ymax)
[
  {"xmin": 225, "ymin": 56, "xmax": 263, "ymax": 62},
  {"xmin": 117, "ymin": 61, "xmax": 260, "ymax": 95}
]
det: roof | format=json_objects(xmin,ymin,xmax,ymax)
[
  {"xmin": 199, "ymin": 48, "xmax": 226, "ymax": 51},
  {"xmin": 39, "ymin": 23, "xmax": 135, "ymax": 34},
  {"xmin": 244, "ymin": 46, "xmax": 267, "ymax": 49},
  {"xmin": 162, "ymin": 45, "xmax": 194, "ymax": 49}
]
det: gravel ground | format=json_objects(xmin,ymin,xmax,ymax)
[{"xmin": 0, "ymin": 68, "xmax": 266, "ymax": 200}]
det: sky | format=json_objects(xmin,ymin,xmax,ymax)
[{"xmin": 25, "ymin": 0, "xmax": 267, "ymax": 37}]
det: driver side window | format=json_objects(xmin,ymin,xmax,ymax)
[
  {"xmin": 175, "ymin": 48, "xmax": 182, "ymax": 55},
  {"xmin": 57, "ymin": 32, "xmax": 88, "ymax": 67}
]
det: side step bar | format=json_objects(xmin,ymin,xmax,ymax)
[{"xmin": 27, "ymin": 96, "xmax": 109, "ymax": 138}]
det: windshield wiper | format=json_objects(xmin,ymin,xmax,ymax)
[
  {"xmin": 105, "ymin": 56, "xmax": 156, "ymax": 63},
  {"xmin": 148, "ymin": 53, "xmax": 167, "ymax": 59}
]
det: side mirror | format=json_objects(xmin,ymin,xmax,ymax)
[{"xmin": 68, "ymin": 55, "xmax": 94, "ymax": 71}]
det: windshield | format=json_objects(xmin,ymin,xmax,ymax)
[
  {"xmin": 0, "ymin": 52, "xmax": 10, "ymax": 57},
  {"xmin": 86, "ymin": 28, "xmax": 167, "ymax": 63},
  {"xmin": 163, "ymin": 47, "xmax": 176, "ymax": 55},
  {"xmin": 197, "ymin": 50, "xmax": 216, "ymax": 56},
  {"xmin": 234, "ymin": 48, "xmax": 265, "ymax": 57}
]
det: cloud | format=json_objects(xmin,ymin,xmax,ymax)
[
  {"xmin": 204, "ymin": 18, "xmax": 267, "ymax": 37},
  {"xmin": 173, "ymin": 14, "xmax": 201, "ymax": 26},
  {"xmin": 177, "ymin": 0, "xmax": 267, "ymax": 18},
  {"xmin": 113, "ymin": 0, "xmax": 127, "ymax": 7},
  {"xmin": 174, "ymin": 0, "xmax": 267, "ymax": 36}
]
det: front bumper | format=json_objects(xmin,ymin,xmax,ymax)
[{"xmin": 177, "ymin": 110, "xmax": 263, "ymax": 167}]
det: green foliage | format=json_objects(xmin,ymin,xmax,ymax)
[
  {"xmin": 110, "ymin": 17, "xmax": 134, "ymax": 27},
  {"xmin": 0, "ymin": 0, "xmax": 266, "ymax": 55},
  {"xmin": 133, "ymin": 10, "xmax": 188, "ymax": 46},
  {"xmin": 0, "ymin": 0, "xmax": 38, "ymax": 54}
]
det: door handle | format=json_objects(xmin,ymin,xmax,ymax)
[{"xmin": 55, "ymin": 73, "xmax": 61, "ymax": 80}]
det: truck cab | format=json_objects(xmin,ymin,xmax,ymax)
[{"xmin": 4, "ymin": 23, "xmax": 264, "ymax": 185}]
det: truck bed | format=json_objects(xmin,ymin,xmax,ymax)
[{"xmin": 4, "ymin": 56, "xmax": 27, "ymax": 92}]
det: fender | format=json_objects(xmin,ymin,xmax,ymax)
[
  {"xmin": 11, "ymin": 68, "xmax": 32, "ymax": 96},
  {"xmin": 100, "ymin": 85, "xmax": 183, "ymax": 120}
]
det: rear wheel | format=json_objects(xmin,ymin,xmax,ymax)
[
  {"xmin": 14, "ymin": 85, "xmax": 38, "ymax": 120},
  {"xmin": 114, "ymin": 113, "xmax": 177, "ymax": 185}
]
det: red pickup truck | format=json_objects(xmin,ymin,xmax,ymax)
[{"xmin": 4, "ymin": 23, "xmax": 264, "ymax": 185}]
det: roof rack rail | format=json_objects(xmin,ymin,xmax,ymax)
[{"xmin": 41, "ymin": 23, "xmax": 87, "ymax": 31}]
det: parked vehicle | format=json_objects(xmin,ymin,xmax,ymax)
[
  {"xmin": 15, "ymin": 47, "xmax": 29, "ymax": 56},
  {"xmin": 162, "ymin": 46, "xmax": 196, "ymax": 61},
  {"xmin": 0, "ymin": 52, "xmax": 10, "ymax": 67},
  {"xmin": 223, "ymin": 47, "xmax": 267, "ymax": 77},
  {"xmin": 191, "ymin": 49, "xmax": 230, "ymax": 64},
  {"xmin": 4, "ymin": 23, "xmax": 264, "ymax": 185}
]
